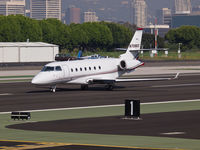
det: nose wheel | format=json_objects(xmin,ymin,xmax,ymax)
[{"xmin": 50, "ymin": 85, "xmax": 57, "ymax": 92}]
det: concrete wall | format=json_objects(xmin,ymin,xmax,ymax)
[{"xmin": 0, "ymin": 45, "xmax": 59, "ymax": 63}]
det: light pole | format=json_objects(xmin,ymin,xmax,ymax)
[{"xmin": 178, "ymin": 43, "xmax": 182, "ymax": 58}]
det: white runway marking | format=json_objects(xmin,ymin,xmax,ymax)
[
  {"xmin": 0, "ymin": 99, "xmax": 200, "ymax": 115},
  {"xmin": 152, "ymin": 83, "xmax": 200, "ymax": 88},
  {"xmin": 161, "ymin": 132, "xmax": 186, "ymax": 135},
  {"xmin": 0, "ymin": 93, "xmax": 12, "ymax": 96}
]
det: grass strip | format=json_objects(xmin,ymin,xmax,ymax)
[
  {"xmin": 0, "ymin": 75, "xmax": 34, "ymax": 79},
  {"xmin": 0, "ymin": 79, "xmax": 31, "ymax": 83}
]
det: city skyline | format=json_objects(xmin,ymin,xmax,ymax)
[
  {"xmin": 1, "ymin": 0, "xmax": 200, "ymax": 26},
  {"xmin": 61, "ymin": 0, "xmax": 200, "ymax": 23}
]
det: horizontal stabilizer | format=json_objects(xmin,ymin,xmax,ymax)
[
  {"xmin": 115, "ymin": 48, "xmax": 127, "ymax": 51},
  {"xmin": 127, "ymin": 48, "xmax": 169, "ymax": 52}
]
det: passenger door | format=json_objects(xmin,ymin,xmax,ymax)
[
  {"xmin": 62, "ymin": 65, "xmax": 70, "ymax": 80},
  {"xmin": 53, "ymin": 66, "xmax": 64, "ymax": 81}
]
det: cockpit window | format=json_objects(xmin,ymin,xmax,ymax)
[
  {"xmin": 42, "ymin": 66, "xmax": 54, "ymax": 72},
  {"xmin": 41, "ymin": 66, "xmax": 62, "ymax": 72},
  {"xmin": 56, "ymin": 66, "xmax": 62, "ymax": 71}
]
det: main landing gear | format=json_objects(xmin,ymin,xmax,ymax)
[
  {"xmin": 105, "ymin": 84, "xmax": 114, "ymax": 90},
  {"xmin": 81, "ymin": 85, "xmax": 89, "ymax": 90},
  {"xmin": 81, "ymin": 84, "xmax": 114, "ymax": 90},
  {"xmin": 50, "ymin": 85, "xmax": 57, "ymax": 92}
]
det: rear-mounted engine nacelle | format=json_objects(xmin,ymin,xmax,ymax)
[
  {"xmin": 119, "ymin": 59, "xmax": 142, "ymax": 70},
  {"xmin": 119, "ymin": 60, "xmax": 126, "ymax": 70}
]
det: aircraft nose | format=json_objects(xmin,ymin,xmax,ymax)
[
  {"xmin": 31, "ymin": 73, "xmax": 53, "ymax": 85},
  {"xmin": 31, "ymin": 76, "xmax": 39, "ymax": 85}
]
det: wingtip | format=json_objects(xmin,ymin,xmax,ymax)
[{"xmin": 174, "ymin": 73, "xmax": 180, "ymax": 79}]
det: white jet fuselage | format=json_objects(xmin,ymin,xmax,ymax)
[{"xmin": 32, "ymin": 58, "xmax": 142, "ymax": 85}]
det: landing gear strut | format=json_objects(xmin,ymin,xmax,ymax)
[
  {"xmin": 105, "ymin": 84, "xmax": 114, "ymax": 90},
  {"xmin": 50, "ymin": 85, "xmax": 57, "ymax": 92},
  {"xmin": 81, "ymin": 84, "xmax": 88, "ymax": 90}
]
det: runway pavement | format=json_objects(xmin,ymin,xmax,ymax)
[{"xmin": 0, "ymin": 74, "xmax": 200, "ymax": 112}]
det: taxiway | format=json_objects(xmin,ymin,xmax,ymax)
[{"xmin": 0, "ymin": 74, "xmax": 200, "ymax": 112}]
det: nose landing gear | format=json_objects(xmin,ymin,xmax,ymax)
[{"xmin": 50, "ymin": 85, "xmax": 57, "ymax": 92}]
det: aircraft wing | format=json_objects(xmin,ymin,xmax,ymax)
[
  {"xmin": 87, "ymin": 73, "xmax": 179, "ymax": 84},
  {"xmin": 115, "ymin": 73, "xmax": 179, "ymax": 82}
]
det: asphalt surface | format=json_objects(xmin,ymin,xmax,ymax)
[{"xmin": 0, "ymin": 74, "xmax": 200, "ymax": 112}]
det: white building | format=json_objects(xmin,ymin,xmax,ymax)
[
  {"xmin": 133, "ymin": 0, "xmax": 147, "ymax": 27},
  {"xmin": 0, "ymin": 0, "xmax": 25, "ymax": 16},
  {"xmin": 30, "ymin": 0, "xmax": 61, "ymax": 20},
  {"xmin": 84, "ymin": 11, "xmax": 98, "ymax": 22},
  {"xmin": 0, "ymin": 42, "xmax": 59, "ymax": 63},
  {"xmin": 175, "ymin": 0, "xmax": 191, "ymax": 14}
]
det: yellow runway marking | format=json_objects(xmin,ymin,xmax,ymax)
[{"xmin": 0, "ymin": 140, "xmax": 185, "ymax": 150}]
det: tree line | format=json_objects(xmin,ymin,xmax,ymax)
[
  {"xmin": 0, "ymin": 15, "xmax": 132, "ymax": 51},
  {"xmin": 0, "ymin": 15, "xmax": 200, "ymax": 51},
  {"xmin": 165, "ymin": 26, "xmax": 200, "ymax": 50}
]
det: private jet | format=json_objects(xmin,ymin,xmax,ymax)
[{"xmin": 31, "ymin": 28, "xmax": 179, "ymax": 92}]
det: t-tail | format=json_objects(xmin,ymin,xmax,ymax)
[{"xmin": 120, "ymin": 28, "xmax": 143, "ymax": 60}]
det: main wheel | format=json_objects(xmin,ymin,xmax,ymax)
[
  {"xmin": 81, "ymin": 85, "xmax": 88, "ymax": 90},
  {"xmin": 105, "ymin": 84, "xmax": 114, "ymax": 90}
]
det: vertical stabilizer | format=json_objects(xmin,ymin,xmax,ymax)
[
  {"xmin": 127, "ymin": 28, "xmax": 143, "ymax": 52},
  {"xmin": 120, "ymin": 28, "xmax": 143, "ymax": 60}
]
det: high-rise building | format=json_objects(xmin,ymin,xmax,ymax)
[
  {"xmin": 162, "ymin": 8, "xmax": 172, "ymax": 26},
  {"xmin": 156, "ymin": 8, "xmax": 172, "ymax": 25},
  {"xmin": 30, "ymin": 0, "xmax": 61, "ymax": 20},
  {"xmin": 84, "ymin": 11, "xmax": 98, "ymax": 22},
  {"xmin": 175, "ymin": 0, "xmax": 191, "ymax": 14},
  {"xmin": 132, "ymin": 0, "xmax": 147, "ymax": 27},
  {"xmin": 67, "ymin": 7, "xmax": 80, "ymax": 24},
  {"xmin": 0, "ymin": 0, "xmax": 25, "ymax": 16}
]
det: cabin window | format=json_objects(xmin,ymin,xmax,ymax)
[
  {"xmin": 89, "ymin": 67, "xmax": 91, "ymax": 70},
  {"xmin": 71, "ymin": 68, "xmax": 73, "ymax": 72},
  {"xmin": 99, "ymin": 66, "xmax": 101, "ymax": 70},
  {"xmin": 85, "ymin": 67, "xmax": 87, "ymax": 71},
  {"xmin": 42, "ymin": 66, "xmax": 54, "ymax": 72},
  {"xmin": 75, "ymin": 68, "xmax": 78, "ymax": 72},
  {"xmin": 55, "ymin": 66, "xmax": 62, "ymax": 71},
  {"xmin": 94, "ymin": 66, "xmax": 96, "ymax": 70},
  {"xmin": 80, "ymin": 68, "xmax": 82, "ymax": 71}
]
